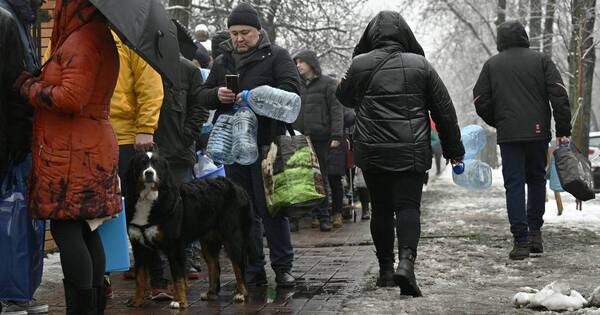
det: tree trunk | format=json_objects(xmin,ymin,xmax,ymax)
[
  {"xmin": 542, "ymin": 0, "xmax": 556, "ymax": 57},
  {"xmin": 496, "ymin": 0, "xmax": 506, "ymax": 26},
  {"xmin": 518, "ymin": 0, "xmax": 529, "ymax": 26},
  {"xmin": 529, "ymin": 0, "xmax": 542, "ymax": 51},
  {"xmin": 169, "ymin": 0, "xmax": 191, "ymax": 28}
]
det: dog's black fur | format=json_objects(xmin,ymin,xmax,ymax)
[{"xmin": 124, "ymin": 151, "xmax": 255, "ymax": 308}]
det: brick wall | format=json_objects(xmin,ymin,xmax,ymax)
[{"xmin": 40, "ymin": 0, "xmax": 54, "ymax": 53}]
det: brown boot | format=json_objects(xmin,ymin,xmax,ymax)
[{"xmin": 332, "ymin": 213, "xmax": 343, "ymax": 228}]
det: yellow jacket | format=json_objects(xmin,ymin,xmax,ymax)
[{"xmin": 110, "ymin": 32, "xmax": 164, "ymax": 145}]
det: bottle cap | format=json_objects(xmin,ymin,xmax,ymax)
[
  {"xmin": 453, "ymin": 162, "xmax": 465, "ymax": 175},
  {"xmin": 241, "ymin": 90, "xmax": 249, "ymax": 103}
]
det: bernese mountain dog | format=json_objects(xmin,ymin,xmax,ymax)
[{"xmin": 125, "ymin": 151, "xmax": 255, "ymax": 308}]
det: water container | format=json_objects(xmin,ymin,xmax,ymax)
[
  {"xmin": 452, "ymin": 159, "xmax": 493, "ymax": 191},
  {"xmin": 241, "ymin": 85, "xmax": 301, "ymax": 123},
  {"xmin": 461, "ymin": 125, "xmax": 487, "ymax": 160},
  {"xmin": 206, "ymin": 113, "xmax": 236, "ymax": 165},
  {"xmin": 194, "ymin": 151, "xmax": 218, "ymax": 178},
  {"xmin": 231, "ymin": 105, "xmax": 259, "ymax": 165}
]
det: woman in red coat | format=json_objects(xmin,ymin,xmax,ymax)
[{"xmin": 15, "ymin": 0, "xmax": 120, "ymax": 313}]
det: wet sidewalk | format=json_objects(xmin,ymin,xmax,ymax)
[{"xmin": 35, "ymin": 167, "xmax": 600, "ymax": 314}]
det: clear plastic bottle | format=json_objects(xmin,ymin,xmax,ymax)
[
  {"xmin": 241, "ymin": 85, "xmax": 301, "ymax": 123},
  {"xmin": 206, "ymin": 114, "xmax": 236, "ymax": 165},
  {"xmin": 461, "ymin": 125, "xmax": 487, "ymax": 160},
  {"xmin": 452, "ymin": 159, "xmax": 492, "ymax": 191},
  {"xmin": 194, "ymin": 151, "xmax": 218, "ymax": 178},
  {"xmin": 231, "ymin": 105, "xmax": 259, "ymax": 165}
]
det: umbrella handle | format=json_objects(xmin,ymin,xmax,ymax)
[{"xmin": 155, "ymin": 30, "xmax": 164, "ymax": 58}]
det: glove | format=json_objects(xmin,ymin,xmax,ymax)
[{"xmin": 13, "ymin": 71, "xmax": 34, "ymax": 92}]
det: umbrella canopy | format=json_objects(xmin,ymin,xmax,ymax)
[
  {"xmin": 89, "ymin": 0, "xmax": 180, "ymax": 88},
  {"xmin": 172, "ymin": 19, "xmax": 197, "ymax": 62}
]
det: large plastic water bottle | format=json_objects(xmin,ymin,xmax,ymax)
[
  {"xmin": 461, "ymin": 125, "xmax": 487, "ymax": 160},
  {"xmin": 231, "ymin": 105, "xmax": 259, "ymax": 165},
  {"xmin": 452, "ymin": 159, "xmax": 492, "ymax": 191},
  {"xmin": 206, "ymin": 114, "xmax": 236, "ymax": 165},
  {"xmin": 241, "ymin": 85, "xmax": 301, "ymax": 123},
  {"xmin": 194, "ymin": 151, "xmax": 218, "ymax": 178}
]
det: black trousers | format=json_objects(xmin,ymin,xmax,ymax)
[
  {"xmin": 328, "ymin": 175, "xmax": 343, "ymax": 215},
  {"xmin": 363, "ymin": 171, "xmax": 425, "ymax": 269},
  {"xmin": 312, "ymin": 140, "xmax": 331, "ymax": 221}
]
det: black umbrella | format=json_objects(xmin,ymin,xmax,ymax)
[
  {"xmin": 89, "ymin": 0, "xmax": 180, "ymax": 88},
  {"xmin": 172, "ymin": 19, "xmax": 197, "ymax": 62}
]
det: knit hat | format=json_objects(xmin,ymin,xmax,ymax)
[{"xmin": 227, "ymin": 3, "xmax": 261, "ymax": 30}]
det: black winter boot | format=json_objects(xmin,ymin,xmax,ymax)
[
  {"xmin": 529, "ymin": 231, "xmax": 543, "ymax": 254},
  {"xmin": 375, "ymin": 253, "xmax": 395, "ymax": 287},
  {"xmin": 509, "ymin": 241, "xmax": 530, "ymax": 260},
  {"xmin": 393, "ymin": 248, "xmax": 422, "ymax": 297},
  {"xmin": 63, "ymin": 279, "xmax": 97, "ymax": 315}
]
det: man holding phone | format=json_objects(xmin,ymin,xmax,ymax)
[{"xmin": 199, "ymin": 3, "xmax": 301, "ymax": 288}]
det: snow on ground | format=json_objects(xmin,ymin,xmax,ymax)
[{"xmin": 42, "ymin": 252, "xmax": 63, "ymax": 285}]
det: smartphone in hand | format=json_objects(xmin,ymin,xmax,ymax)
[{"xmin": 225, "ymin": 74, "xmax": 240, "ymax": 95}]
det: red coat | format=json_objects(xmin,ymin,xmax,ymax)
[{"xmin": 20, "ymin": 0, "xmax": 121, "ymax": 220}]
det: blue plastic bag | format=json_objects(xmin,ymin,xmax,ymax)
[
  {"xmin": 548, "ymin": 156, "xmax": 565, "ymax": 192},
  {"xmin": 0, "ymin": 158, "xmax": 45, "ymax": 301},
  {"xmin": 98, "ymin": 198, "xmax": 130, "ymax": 272}
]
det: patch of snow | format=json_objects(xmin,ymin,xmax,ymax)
[
  {"xmin": 42, "ymin": 252, "xmax": 63, "ymax": 284},
  {"xmin": 544, "ymin": 191, "xmax": 600, "ymax": 232}
]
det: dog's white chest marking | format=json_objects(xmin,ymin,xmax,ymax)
[{"xmin": 129, "ymin": 186, "xmax": 160, "ymax": 246}]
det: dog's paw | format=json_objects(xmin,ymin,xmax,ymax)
[
  {"xmin": 126, "ymin": 297, "xmax": 144, "ymax": 308},
  {"xmin": 200, "ymin": 292, "xmax": 218, "ymax": 301},
  {"xmin": 169, "ymin": 301, "xmax": 187, "ymax": 309},
  {"xmin": 233, "ymin": 293, "xmax": 246, "ymax": 303}
]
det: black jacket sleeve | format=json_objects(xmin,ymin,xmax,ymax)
[
  {"xmin": 273, "ymin": 48, "xmax": 301, "ymax": 94},
  {"xmin": 425, "ymin": 61, "xmax": 465, "ymax": 160},
  {"xmin": 543, "ymin": 55, "xmax": 572, "ymax": 137},
  {"xmin": 336, "ymin": 63, "xmax": 358, "ymax": 108},
  {"xmin": 326, "ymin": 79, "xmax": 344, "ymax": 140},
  {"xmin": 183, "ymin": 66, "xmax": 209, "ymax": 147},
  {"xmin": 473, "ymin": 61, "xmax": 496, "ymax": 128}
]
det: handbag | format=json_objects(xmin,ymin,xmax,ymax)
[
  {"xmin": 553, "ymin": 143, "xmax": 595, "ymax": 201},
  {"xmin": 98, "ymin": 198, "xmax": 130, "ymax": 272},
  {"xmin": 261, "ymin": 126, "xmax": 326, "ymax": 217},
  {"xmin": 0, "ymin": 158, "xmax": 45, "ymax": 301}
]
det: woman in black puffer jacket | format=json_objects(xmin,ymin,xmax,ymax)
[{"xmin": 336, "ymin": 11, "xmax": 464, "ymax": 296}]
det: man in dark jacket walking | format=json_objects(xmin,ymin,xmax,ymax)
[
  {"xmin": 473, "ymin": 21, "xmax": 572, "ymax": 260},
  {"xmin": 337, "ymin": 11, "xmax": 464, "ymax": 297},
  {"xmin": 199, "ymin": 3, "xmax": 301, "ymax": 288},
  {"xmin": 292, "ymin": 50, "xmax": 343, "ymax": 231}
]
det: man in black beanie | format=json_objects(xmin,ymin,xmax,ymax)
[{"xmin": 199, "ymin": 2, "xmax": 300, "ymax": 289}]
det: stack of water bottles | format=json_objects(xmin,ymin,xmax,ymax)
[
  {"xmin": 206, "ymin": 85, "xmax": 301, "ymax": 165},
  {"xmin": 452, "ymin": 125, "xmax": 493, "ymax": 191}
]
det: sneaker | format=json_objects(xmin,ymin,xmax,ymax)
[
  {"xmin": 1, "ymin": 301, "xmax": 28, "ymax": 315},
  {"xmin": 529, "ymin": 231, "xmax": 543, "ymax": 254},
  {"xmin": 26, "ymin": 300, "xmax": 48, "ymax": 314},
  {"xmin": 246, "ymin": 272, "xmax": 268, "ymax": 287},
  {"xmin": 150, "ymin": 287, "xmax": 174, "ymax": 301},
  {"xmin": 509, "ymin": 241, "xmax": 530, "ymax": 260},
  {"xmin": 361, "ymin": 208, "xmax": 371, "ymax": 220},
  {"xmin": 320, "ymin": 220, "xmax": 332, "ymax": 232},
  {"xmin": 187, "ymin": 267, "xmax": 200, "ymax": 280},
  {"xmin": 104, "ymin": 275, "xmax": 113, "ymax": 299},
  {"xmin": 311, "ymin": 218, "xmax": 320, "ymax": 229},
  {"xmin": 332, "ymin": 213, "xmax": 343, "ymax": 228}
]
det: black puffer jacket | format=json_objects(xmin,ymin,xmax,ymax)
[
  {"xmin": 155, "ymin": 56, "xmax": 209, "ymax": 166},
  {"xmin": 473, "ymin": 21, "xmax": 571, "ymax": 143},
  {"xmin": 336, "ymin": 11, "xmax": 464, "ymax": 173},
  {"xmin": 199, "ymin": 30, "xmax": 300, "ymax": 146},
  {"xmin": 292, "ymin": 50, "xmax": 343, "ymax": 142},
  {"xmin": 0, "ymin": 3, "xmax": 30, "ymax": 181}
]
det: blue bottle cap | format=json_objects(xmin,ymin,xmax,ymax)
[
  {"xmin": 453, "ymin": 162, "xmax": 465, "ymax": 175},
  {"xmin": 241, "ymin": 90, "xmax": 249, "ymax": 103}
]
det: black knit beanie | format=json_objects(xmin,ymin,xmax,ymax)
[{"xmin": 227, "ymin": 3, "xmax": 261, "ymax": 30}]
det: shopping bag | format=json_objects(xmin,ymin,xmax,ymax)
[
  {"xmin": 262, "ymin": 133, "xmax": 326, "ymax": 217},
  {"xmin": 548, "ymin": 156, "xmax": 564, "ymax": 193},
  {"xmin": 0, "ymin": 159, "xmax": 45, "ymax": 301},
  {"xmin": 553, "ymin": 144, "xmax": 595, "ymax": 201},
  {"xmin": 354, "ymin": 167, "xmax": 367, "ymax": 188},
  {"xmin": 98, "ymin": 198, "xmax": 130, "ymax": 272}
]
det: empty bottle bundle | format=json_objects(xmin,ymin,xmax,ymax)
[
  {"xmin": 231, "ymin": 104, "xmax": 259, "ymax": 165},
  {"xmin": 206, "ymin": 113, "xmax": 236, "ymax": 165},
  {"xmin": 241, "ymin": 85, "xmax": 301, "ymax": 123},
  {"xmin": 452, "ymin": 124, "xmax": 492, "ymax": 190}
]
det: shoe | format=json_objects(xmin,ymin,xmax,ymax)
[
  {"xmin": 150, "ymin": 287, "xmax": 174, "ymax": 301},
  {"xmin": 275, "ymin": 271, "xmax": 296, "ymax": 288},
  {"xmin": 1, "ymin": 301, "xmax": 28, "ymax": 315},
  {"xmin": 509, "ymin": 241, "xmax": 530, "ymax": 260},
  {"xmin": 332, "ymin": 213, "xmax": 343, "ymax": 228},
  {"xmin": 393, "ymin": 248, "xmax": 423, "ymax": 297},
  {"xmin": 122, "ymin": 268, "xmax": 135, "ymax": 280},
  {"xmin": 187, "ymin": 267, "xmax": 201, "ymax": 280},
  {"xmin": 246, "ymin": 272, "xmax": 268, "ymax": 287},
  {"xmin": 319, "ymin": 220, "xmax": 332, "ymax": 232},
  {"xmin": 361, "ymin": 208, "xmax": 371, "ymax": 220},
  {"xmin": 311, "ymin": 218, "xmax": 320, "ymax": 229},
  {"xmin": 529, "ymin": 231, "xmax": 543, "ymax": 254},
  {"xmin": 341, "ymin": 206, "xmax": 353, "ymax": 220},
  {"xmin": 103, "ymin": 275, "xmax": 113, "ymax": 299},
  {"xmin": 376, "ymin": 269, "xmax": 395, "ymax": 287},
  {"xmin": 26, "ymin": 300, "xmax": 49, "ymax": 314}
]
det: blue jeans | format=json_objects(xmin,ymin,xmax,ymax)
[
  {"xmin": 499, "ymin": 141, "xmax": 548, "ymax": 243},
  {"xmin": 225, "ymin": 157, "xmax": 294, "ymax": 274}
]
